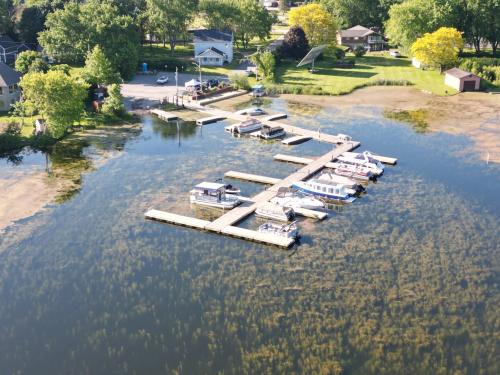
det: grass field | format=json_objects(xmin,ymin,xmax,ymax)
[{"xmin": 275, "ymin": 53, "xmax": 456, "ymax": 96}]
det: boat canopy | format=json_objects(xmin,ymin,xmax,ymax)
[
  {"xmin": 194, "ymin": 182, "xmax": 225, "ymax": 192},
  {"xmin": 185, "ymin": 79, "xmax": 201, "ymax": 87}
]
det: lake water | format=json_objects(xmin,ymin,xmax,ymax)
[{"xmin": 0, "ymin": 99, "xmax": 499, "ymax": 375}]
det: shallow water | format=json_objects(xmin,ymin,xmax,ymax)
[{"xmin": 0, "ymin": 99, "xmax": 499, "ymax": 375}]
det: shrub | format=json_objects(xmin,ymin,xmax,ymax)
[
  {"xmin": 229, "ymin": 74, "xmax": 250, "ymax": 90},
  {"xmin": 282, "ymin": 26, "xmax": 309, "ymax": 59},
  {"xmin": 354, "ymin": 46, "xmax": 367, "ymax": 57},
  {"xmin": 459, "ymin": 57, "xmax": 500, "ymax": 85}
]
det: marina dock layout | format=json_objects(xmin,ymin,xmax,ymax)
[{"xmin": 146, "ymin": 101, "xmax": 396, "ymax": 248}]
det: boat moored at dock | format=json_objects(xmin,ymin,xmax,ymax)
[
  {"xmin": 338, "ymin": 151, "xmax": 384, "ymax": 175},
  {"xmin": 329, "ymin": 162, "xmax": 376, "ymax": 181},
  {"xmin": 189, "ymin": 182, "xmax": 242, "ymax": 209},
  {"xmin": 225, "ymin": 118, "xmax": 262, "ymax": 134},
  {"xmin": 292, "ymin": 180, "xmax": 356, "ymax": 202},
  {"xmin": 316, "ymin": 172, "xmax": 366, "ymax": 193},
  {"xmin": 257, "ymin": 125, "xmax": 285, "ymax": 140},
  {"xmin": 258, "ymin": 221, "xmax": 299, "ymax": 239},
  {"xmin": 270, "ymin": 188, "xmax": 325, "ymax": 210},
  {"xmin": 256, "ymin": 203, "xmax": 295, "ymax": 222}
]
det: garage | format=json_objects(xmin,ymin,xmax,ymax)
[{"xmin": 444, "ymin": 68, "xmax": 481, "ymax": 92}]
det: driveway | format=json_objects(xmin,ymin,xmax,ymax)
[{"xmin": 121, "ymin": 71, "xmax": 226, "ymax": 108}]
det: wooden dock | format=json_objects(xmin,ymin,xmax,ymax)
[
  {"xmin": 281, "ymin": 135, "xmax": 312, "ymax": 145},
  {"xmin": 150, "ymin": 109, "xmax": 178, "ymax": 121},
  {"xmin": 196, "ymin": 115, "xmax": 226, "ymax": 126},
  {"xmin": 265, "ymin": 113, "xmax": 287, "ymax": 121},
  {"xmin": 224, "ymin": 171, "xmax": 280, "ymax": 185},
  {"xmin": 275, "ymin": 152, "xmax": 397, "ymax": 166}
]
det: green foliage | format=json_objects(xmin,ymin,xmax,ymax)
[
  {"xmin": 50, "ymin": 64, "xmax": 71, "ymax": 75},
  {"xmin": 82, "ymin": 46, "xmax": 121, "ymax": 86},
  {"xmin": 288, "ymin": 3, "xmax": 338, "ymax": 46},
  {"xmin": 282, "ymin": 26, "xmax": 309, "ymax": 59},
  {"xmin": 354, "ymin": 45, "xmax": 367, "ymax": 57},
  {"xmin": 145, "ymin": 0, "xmax": 198, "ymax": 52},
  {"xmin": 200, "ymin": 0, "xmax": 275, "ymax": 49},
  {"xmin": 459, "ymin": 58, "xmax": 500, "ymax": 85},
  {"xmin": 15, "ymin": 51, "xmax": 49, "ymax": 74},
  {"xmin": 384, "ymin": 108, "xmax": 429, "ymax": 132},
  {"xmin": 102, "ymin": 84, "xmax": 126, "ymax": 117},
  {"xmin": 229, "ymin": 73, "xmax": 250, "ymax": 90},
  {"xmin": 38, "ymin": 0, "xmax": 140, "ymax": 79},
  {"xmin": 14, "ymin": 5, "xmax": 45, "ymax": 43},
  {"xmin": 20, "ymin": 71, "xmax": 88, "ymax": 138},
  {"xmin": 250, "ymin": 51, "xmax": 276, "ymax": 82},
  {"xmin": 0, "ymin": 0, "xmax": 13, "ymax": 34}
]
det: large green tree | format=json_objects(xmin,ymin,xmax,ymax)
[
  {"xmin": 320, "ymin": 0, "xmax": 402, "ymax": 28},
  {"xmin": 81, "ymin": 46, "xmax": 121, "ymax": 86},
  {"xmin": 14, "ymin": 51, "xmax": 48, "ymax": 74},
  {"xmin": 39, "ymin": 0, "xmax": 140, "ymax": 79},
  {"xmin": 14, "ymin": 6, "xmax": 45, "ymax": 43},
  {"xmin": 0, "ymin": 0, "xmax": 13, "ymax": 35},
  {"xmin": 145, "ymin": 0, "xmax": 198, "ymax": 52},
  {"xmin": 20, "ymin": 71, "xmax": 88, "ymax": 138}
]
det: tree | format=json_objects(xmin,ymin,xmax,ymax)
[
  {"xmin": 250, "ymin": 51, "xmax": 276, "ymax": 81},
  {"xmin": 14, "ymin": 6, "xmax": 45, "ymax": 43},
  {"xmin": 288, "ymin": 3, "xmax": 337, "ymax": 46},
  {"xmin": 20, "ymin": 71, "xmax": 88, "ymax": 138},
  {"xmin": 354, "ymin": 45, "xmax": 367, "ymax": 57},
  {"xmin": 39, "ymin": 0, "xmax": 140, "ymax": 79},
  {"xmin": 102, "ymin": 84, "xmax": 125, "ymax": 117},
  {"xmin": 282, "ymin": 26, "xmax": 309, "ymax": 59},
  {"xmin": 385, "ymin": 0, "xmax": 453, "ymax": 52},
  {"xmin": 0, "ymin": 0, "xmax": 13, "ymax": 35},
  {"xmin": 82, "ymin": 46, "xmax": 121, "ymax": 86},
  {"xmin": 145, "ymin": 0, "xmax": 198, "ymax": 52},
  {"xmin": 232, "ymin": 0, "xmax": 275, "ymax": 49},
  {"xmin": 319, "ymin": 0, "xmax": 392, "ymax": 28},
  {"xmin": 411, "ymin": 27, "xmax": 464, "ymax": 71},
  {"xmin": 15, "ymin": 51, "xmax": 48, "ymax": 74}
]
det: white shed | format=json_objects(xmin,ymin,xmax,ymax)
[
  {"xmin": 191, "ymin": 29, "xmax": 233, "ymax": 66},
  {"xmin": 444, "ymin": 68, "xmax": 480, "ymax": 92}
]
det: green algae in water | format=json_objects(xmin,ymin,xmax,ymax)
[{"xmin": 384, "ymin": 109, "xmax": 429, "ymax": 133}]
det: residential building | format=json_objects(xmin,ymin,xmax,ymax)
[
  {"xmin": 191, "ymin": 29, "xmax": 233, "ymax": 66},
  {"xmin": 0, "ymin": 35, "xmax": 30, "ymax": 65},
  {"xmin": 444, "ymin": 68, "xmax": 480, "ymax": 92},
  {"xmin": 0, "ymin": 62, "xmax": 22, "ymax": 111},
  {"xmin": 337, "ymin": 25, "xmax": 386, "ymax": 51}
]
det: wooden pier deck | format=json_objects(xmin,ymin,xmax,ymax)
[
  {"xmin": 274, "ymin": 152, "xmax": 397, "ymax": 166},
  {"xmin": 196, "ymin": 115, "xmax": 226, "ymax": 126},
  {"xmin": 225, "ymin": 171, "xmax": 280, "ymax": 185},
  {"xmin": 281, "ymin": 135, "xmax": 312, "ymax": 145},
  {"xmin": 150, "ymin": 109, "xmax": 178, "ymax": 121},
  {"xmin": 264, "ymin": 113, "xmax": 288, "ymax": 121}
]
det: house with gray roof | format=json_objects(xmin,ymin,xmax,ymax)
[
  {"xmin": 0, "ymin": 35, "xmax": 30, "ymax": 65},
  {"xmin": 0, "ymin": 62, "xmax": 22, "ymax": 111},
  {"xmin": 337, "ymin": 25, "xmax": 386, "ymax": 51},
  {"xmin": 191, "ymin": 29, "xmax": 233, "ymax": 66}
]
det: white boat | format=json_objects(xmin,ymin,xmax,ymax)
[
  {"xmin": 237, "ymin": 107, "xmax": 265, "ymax": 116},
  {"xmin": 225, "ymin": 118, "xmax": 262, "ymax": 134},
  {"xmin": 189, "ymin": 182, "xmax": 241, "ymax": 209},
  {"xmin": 255, "ymin": 202, "xmax": 295, "ymax": 222},
  {"xmin": 316, "ymin": 172, "xmax": 365, "ymax": 193},
  {"xmin": 270, "ymin": 188, "xmax": 325, "ymax": 210},
  {"xmin": 292, "ymin": 180, "xmax": 356, "ymax": 202},
  {"xmin": 329, "ymin": 162, "xmax": 376, "ymax": 181},
  {"xmin": 336, "ymin": 133, "xmax": 352, "ymax": 143},
  {"xmin": 258, "ymin": 221, "xmax": 299, "ymax": 239},
  {"xmin": 338, "ymin": 151, "xmax": 384, "ymax": 175},
  {"xmin": 258, "ymin": 125, "xmax": 285, "ymax": 140}
]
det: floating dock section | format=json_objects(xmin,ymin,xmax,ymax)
[
  {"xmin": 150, "ymin": 109, "xmax": 178, "ymax": 121},
  {"xmin": 196, "ymin": 115, "xmax": 226, "ymax": 126},
  {"xmin": 224, "ymin": 171, "xmax": 280, "ymax": 185},
  {"xmin": 281, "ymin": 136, "xmax": 312, "ymax": 145},
  {"xmin": 265, "ymin": 113, "xmax": 288, "ymax": 121}
]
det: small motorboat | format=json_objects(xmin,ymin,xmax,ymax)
[
  {"xmin": 258, "ymin": 221, "xmax": 299, "ymax": 239},
  {"xmin": 329, "ymin": 162, "xmax": 376, "ymax": 181},
  {"xmin": 270, "ymin": 188, "xmax": 325, "ymax": 210},
  {"xmin": 189, "ymin": 182, "xmax": 241, "ymax": 209},
  {"xmin": 256, "ymin": 202, "xmax": 295, "ymax": 222},
  {"xmin": 258, "ymin": 125, "xmax": 285, "ymax": 140},
  {"xmin": 316, "ymin": 171, "xmax": 365, "ymax": 193},
  {"xmin": 237, "ymin": 107, "xmax": 266, "ymax": 116},
  {"xmin": 225, "ymin": 118, "xmax": 262, "ymax": 134},
  {"xmin": 336, "ymin": 133, "xmax": 352, "ymax": 143},
  {"xmin": 292, "ymin": 180, "xmax": 356, "ymax": 202},
  {"xmin": 338, "ymin": 151, "xmax": 384, "ymax": 175}
]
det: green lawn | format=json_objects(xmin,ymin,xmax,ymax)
[{"xmin": 275, "ymin": 53, "xmax": 456, "ymax": 96}]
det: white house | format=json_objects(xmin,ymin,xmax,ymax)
[{"xmin": 192, "ymin": 29, "xmax": 233, "ymax": 66}]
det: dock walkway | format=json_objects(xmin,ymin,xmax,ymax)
[{"xmin": 150, "ymin": 109, "xmax": 178, "ymax": 121}]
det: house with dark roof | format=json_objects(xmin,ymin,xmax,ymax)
[
  {"xmin": 0, "ymin": 62, "xmax": 22, "ymax": 111},
  {"xmin": 444, "ymin": 68, "xmax": 480, "ymax": 92},
  {"xmin": 337, "ymin": 25, "xmax": 386, "ymax": 51},
  {"xmin": 191, "ymin": 29, "xmax": 233, "ymax": 66},
  {"xmin": 0, "ymin": 35, "xmax": 30, "ymax": 65}
]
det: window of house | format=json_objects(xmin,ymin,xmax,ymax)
[
  {"xmin": 9, "ymin": 85, "xmax": 14, "ymax": 94},
  {"xmin": 0, "ymin": 87, "xmax": 3, "ymax": 95}
]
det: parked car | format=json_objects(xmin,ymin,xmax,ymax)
[
  {"xmin": 156, "ymin": 75, "xmax": 169, "ymax": 84},
  {"xmin": 390, "ymin": 50, "xmax": 401, "ymax": 58},
  {"xmin": 205, "ymin": 79, "xmax": 220, "ymax": 88}
]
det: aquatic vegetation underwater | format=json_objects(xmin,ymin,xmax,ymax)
[{"xmin": 0, "ymin": 104, "xmax": 498, "ymax": 375}]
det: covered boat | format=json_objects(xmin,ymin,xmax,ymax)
[
  {"xmin": 258, "ymin": 221, "xmax": 299, "ymax": 239},
  {"xmin": 316, "ymin": 172, "xmax": 365, "ymax": 193},
  {"xmin": 338, "ymin": 151, "xmax": 384, "ymax": 175},
  {"xmin": 270, "ymin": 188, "xmax": 325, "ymax": 210},
  {"xmin": 189, "ymin": 182, "xmax": 241, "ymax": 209},
  {"xmin": 225, "ymin": 118, "xmax": 262, "ymax": 134},
  {"xmin": 258, "ymin": 125, "xmax": 285, "ymax": 140},
  {"xmin": 255, "ymin": 202, "xmax": 295, "ymax": 222},
  {"xmin": 292, "ymin": 180, "xmax": 356, "ymax": 202},
  {"xmin": 329, "ymin": 162, "xmax": 375, "ymax": 181}
]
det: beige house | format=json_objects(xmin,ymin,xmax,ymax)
[
  {"xmin": 337, "ymin": 25, "xmax": 387, "ymax": 51},
  {"xmin": 444, "ymin": 68, "xmax": 480, "ymax": 92},
  {"xmin": 0, "ymin": 62, "xmax": 22, "ymax": 111}
]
